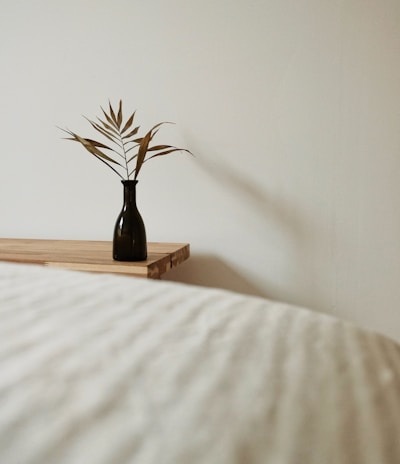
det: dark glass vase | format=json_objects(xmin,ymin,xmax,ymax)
[{"xmin": 113, "ymin": 180, "xmax": 147, "ymax": 261}]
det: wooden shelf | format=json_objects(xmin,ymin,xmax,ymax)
[{"xmin": 0, "ymin": 238, "xmax": 190, "ymax": 279}]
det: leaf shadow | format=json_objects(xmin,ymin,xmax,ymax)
[{"xmin": 164, "ymin": 146, "xmax": 319, "ymax": 308}]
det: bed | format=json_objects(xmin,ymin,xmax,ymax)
[{"xmin": 1, "ymin": 261, "xmax": 399, "ymax": 464}]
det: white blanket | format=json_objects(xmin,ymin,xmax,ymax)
[{"xmin": 0, "ymin": 261, "xmax": 399, "ymax": 464}]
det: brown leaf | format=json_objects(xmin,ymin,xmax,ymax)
[
  {"xmin": 60, "ymin": 106, "xmax": 191, "ymax": 181},
  {"xmin": 146, "ymin": 148, "xmax": 191, "ymax": 160},
  {"xmin": 117, "ymin": 100, "xmax": 123, "ymax": 127},
  {"xmin": 127, "ymin": 153, "xmax": 138, "ymax": 163},
  {"xmin": 70, "ymin": 132, "xmax": 122, "ymax": 165},
  {"xmin": 109, "ymin": 100, "xmax": 118, "ymax": 126},
  {"xmin": 84, "ymin": 138, "xmax": 113, "ymax": 150},
  {"xmin": 85, "ymin": 117, "xmax": 118, "ymax": 144},
  {"xmin": 122, "ymin": 125, "xmax": 140, "ymax": 139},
  {"xmin": 147, "ymin": 144, "xmax": 174, "ymax": 152},
  {"xmin": 134, "ymin": 129, "xmax": 153, "ymax": 179},
  {"xmin": 101, "ymin": 107, "xmax": 119, "ymax": 130},
  {"xmin": 96, "ymin": 117, "xmax": 119, "ymax": 136},
  {"xmin": 133, "ymin": 122, "xmax": 171, "ymax": 178},
  {"xmin": 121, "ymin": 111, "xmax": 136, "ymax": 134}
]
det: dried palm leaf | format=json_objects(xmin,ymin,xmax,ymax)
[{"xmin": 60, "ymin": 100, "xmax": 192, "ymax": 180}]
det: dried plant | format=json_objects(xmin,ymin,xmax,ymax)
[{"xmin": 60, "ymin": 100, "xmax": 191, "ymax": 180}]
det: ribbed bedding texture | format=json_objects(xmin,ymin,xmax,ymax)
[{"xmin": 0, "ymin": 261, "xmax": 399, "ymax": 464}]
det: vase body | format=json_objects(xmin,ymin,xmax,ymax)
[{"xmin": 113, "ymin": 180, "xmax": 147, "ymax": 261}]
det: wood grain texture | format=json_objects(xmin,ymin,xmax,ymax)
[{"xmin": 0, "ymin": 239, "xmax": 190, "ymax": 279}]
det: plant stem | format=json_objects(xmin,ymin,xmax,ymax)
[
  {"xmin": 118, "ymin": 129, "xmax": 130, "ymax": 179},
  {"xmin": 93, "ymin": 154, "xmax": 124, "ymax": 179}
]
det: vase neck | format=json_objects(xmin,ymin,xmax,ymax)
[{"xmin": 122, "ymin": 180, "xmax": 138, "ymax": 204}]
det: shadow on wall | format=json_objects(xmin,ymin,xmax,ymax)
[
  {"xmin": 164, "ymin": 253, "xmax": 268, "ymax": 298},
  {"xmin": 190, "ymin": 146, "xmax": 310, "ymax": 263},
  {"xmin": 167, "ymin": 143, "xmax": 318, "ymax": 308}
]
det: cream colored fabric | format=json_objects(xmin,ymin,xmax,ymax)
[{"xmin": 0, "ymin": 261, "xmax": 399, "ymax": 464}]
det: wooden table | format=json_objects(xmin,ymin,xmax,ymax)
[{"xmin": 0, "ymin": 239, "xmax": 190, "ymax": 279}]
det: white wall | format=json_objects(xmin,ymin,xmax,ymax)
[{"xmin": 1, "ymin": 0, "xmax": 400, "ymax": 341}]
